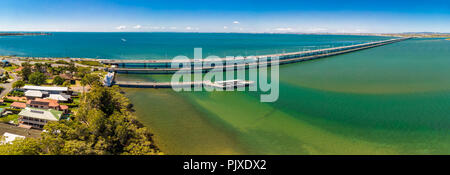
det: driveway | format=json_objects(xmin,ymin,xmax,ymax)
[{"xmin": 0, "ymin": 71, "xmax": 19, "ymax": 98}]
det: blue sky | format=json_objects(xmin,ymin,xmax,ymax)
[{"xmin": 1, "ymin": 0, "xmax": 449, "ymax": 33}]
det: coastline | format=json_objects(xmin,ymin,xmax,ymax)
[{"xmin": 0, "ymin": 32, "xmax": 50, "ymax": 36}]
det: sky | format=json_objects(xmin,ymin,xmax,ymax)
[{"xmin": 0, "ymin": 0, "xmax": 449, "ymax": 33}]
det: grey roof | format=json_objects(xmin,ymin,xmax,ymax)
[
  {"xmin": 47, "ymin": 94, "xmax": 70, "ymax": 101},
  {"xmin": 23, "ymin": 85, "xmax": 68, "ymax": 92},
  {"xmin": 24, "ymin": 90, "xmax": 43, "ymax": 97},
  {"xmin": 18, "ymin": 108, "xmax": 60, "ymax": 121}
]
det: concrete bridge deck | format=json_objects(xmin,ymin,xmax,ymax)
[
  {"xmin": 114, "ymin": 80, "xmax": 254, "ymax": 88},
  {"xmin": 110, "ymin": 37, "xmax": 410, "ymax": 74},
  {"xmin": 110, "ymin": 37, "xmax": 410, "ymax": 87},
  {"xmin": 102, "ymin": 37, "xmax": 409, "ymax": 66}
]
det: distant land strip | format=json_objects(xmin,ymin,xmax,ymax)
[{"xmin": 0, "ymin": 32, "xmax": 50, "ymax": 36}]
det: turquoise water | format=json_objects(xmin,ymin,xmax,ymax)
[
  {"xmin": 120, "ymin": 37, "xmax": 450, "ymax": 155},
  {"xmin": 2, "ymin": 33, "xmax": 449, "ymax": 154},
  {"xmin": 0, "ymin": 32, "xmax": 392, "ymax": 59}
]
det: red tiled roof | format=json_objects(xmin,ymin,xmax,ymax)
[
  {"xmin": 14, "ymin": 67, "xmax": 23, "ymax": 72},
  {"xmin": 60, "ymin": 105, "xmax": 69, "ymax": 110},
  {"xmin": 27, "ymin": 98, "xmax": 59, "ymax": 107},
  {"xmin": 11, "ymin": 102, "xmax": 26, "ymax": 109}
]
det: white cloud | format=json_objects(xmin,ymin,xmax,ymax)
[
  {"xmin": 274, "ymin": 27, "xmax": 293, "ymax": 32},
  {"xmin": 116, "ymin": 25, "xmax": 126, "ymax": 30},
  {"xmin": 305, "ymin": 27, "xmax": 328, "ymax": 33},
  {"xmin": 133, "ymin": 25, "xmax": 142, "ymax": 29},
  {"xmin": 185, "ymin": 26, "xmax": 199, "ymax": 30},
  {"xmin": 169, "ymin": 27, "xmax": 177, "ymax": 30},
  {"xmin": 233, "ymin": 21, "xmax": 240, "ymax": 24},
  {"xmin": 223, "ymin": 26, "xmax": 228, "ymax": 29},
  {"xmin": 336, "ymin": 28, "xmax": 369, "ymax": 33}
]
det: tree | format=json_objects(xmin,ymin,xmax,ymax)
[
  {"xmin": 53, "ymin": 76, "xmax": 65, "ymax": 85},
  {"xmin": 28, "ymin": 72, "xmax": 46, "ymax": 85},
  {"xmin": 12, "ymin": 80, "xmax": 25, "ymax": 89},
  {"xmin": 20, "ymin": 64, "xmax": 32, "ymax": 81},
  {"xmin": 34, "ymin": 63, "xmax": 46, "ymax": 73},
  {"xmin": 67, "ymin": 63, "xmax": 77, "ymax": 73},
  {"xmin": 0, "ymin": 137, "xmax": 41, "ymax": 155},
  {"xmin": 62, "ymin": 81, "xmax": 71, "ymax": 87},
  {"xmin": 0, "ymin": 85, "xmax": 161, "ymax": 155},
  {"xmin": 80, "ymin": 74, "xmax": 100, "ymax": 93},
  {"xmin": 76, "ymin": 67, "xmax": 91, "ymax": 78},
  {"xmin": 81, "ymin": 74, "xmax": 100, "ymax": 87}
]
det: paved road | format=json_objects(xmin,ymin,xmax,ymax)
[
  {"xmin": 0, "ymin": 123, "xmax": 41, "ymax": 138},
  {"xmin": 0, "ymin": 71, "xmax": 19, "ymax": 98},
  {"xmin": 7, "ymin": 58, "xmax": 100, "ymax": 68}
]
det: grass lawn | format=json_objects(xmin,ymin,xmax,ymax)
[
  {"xmin": 92, "ymin": 71, "xmax": 107, "ymax": 76},
  {"xmin": 4, "ymin": 65, "xmax": 18, "ymax": 72},
  {"xmin": 77, "ymin": 61, "xmax": 103, "ymax": 67},
  {"xmin": 72, "ymin": 97, "xmax": 80, "ymax": 104},
  {"xmin": 45, "ymin": 79, "xmax": 53, "ymax": 84},
  {"xmin": 0, "ymin": 114, "xmax": 19, "ymax": 124},
  {"xmin": 0, "ymin": 102, "xmax": 12, "ymax": 108}
]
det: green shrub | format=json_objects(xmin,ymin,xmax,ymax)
[
  {"xmin": 55, "ymin": 60, "xmax": 70, "ymax": 64},
  {"xmin": 3, "ymin": 98, "xmax": 15, "ymax": 103},
  {"xmin": 6, "ymin": 108, "xmax": 22, "ymax": 114},
  {"xmin": 78, "ymin": 61, "xmax": 102, "ymax": 66}
]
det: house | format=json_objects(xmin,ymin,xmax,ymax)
[
  {"xmin": 22, "ymin": 85, "xmax": 72, "ymax": 101},
  {"xmin": 22, "ymin": 85, "xmax": 69, "ymax": 95},
  {"xmin": 60, "ymin": 105, "xmax": 69, "ymax": 113},
  {"xmin": 1, "ymin": 132, "xmax": 25, "ymax": 145},
  {"xmin": 27, "ymin": 100, "xmax": 51, "ymax": 109},
  {"xmin": 59, "ymin": 73, "xmax": 76, "ymax": 84},
  {"xmin": 18, "ymin": 107, "xmax": 62, "ymax": 129},
  {"xmin": 59, "ymin": 73, "xmax": 73, "ymax": 80},
  {"xmin": 47, "ymin": 94, "xmax": 71, "ymax": 102},
  {"xmin": 1, "ymin": 60, "xmax": 10, "ymax": 67},
  {"xmin": 26, "ymin": 98, "xmax": 69, "ymax": 113},
  {"xmin": 13, "ymin": 67, "xmax": 23, "ymax": 72},
  {"xmin": 103, "ymin": 72, "xmax": 115, "ymax": 87},
  {"xmin": 24, "ymin": 90, "xmax": 43, "ymax": 99},
  {"xmin": 10, "ymin": 102, "xmax": 27, "ymax": 109}
]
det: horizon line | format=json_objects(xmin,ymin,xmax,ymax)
[{"xmin": 1, "ymin": 31, "xmax": 449, "ymax": 34}]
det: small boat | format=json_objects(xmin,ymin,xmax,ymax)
[{"xmin": 203, "ymin": 79, "xmax": 254, "ymax": 89}]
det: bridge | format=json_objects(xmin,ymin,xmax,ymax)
[
  {"xmin": 114, "ymin": 80, "xmax": 254, "ymax": 88},
  {"xmin": 106, "ymin": 37, "xmax": 411, "ymax": 88},
  {"xmin": 103, "ymin": 37, "xmax": 411, "ymax": 74}
]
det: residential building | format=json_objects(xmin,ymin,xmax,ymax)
[
  {"xmin": 24, "ymin": 90, "xmax": 44, "ymax": 100},
  {"xmin": 22, "ymin": 85, "xmax": 72, "ymax": 101},
  {"xmin": 10, "ymin": 102, "xmax": 26, "ymax": 109},
  {"xmin": 47, "ymin": 94, "xmax": 71, "ymax": 102},
  {"xmin": 22, "ymin": 85, "xmax": 69, "ymax": 94},
  {"xmin": 103, "ymin": 72, "xmax": 115, "ymax": 87},
  {"xmin": 18, "ymin": 107, "xmax": 62, "ymax": 129},
  {"xmin": 1, "ymin": 132, "xmax": 25, "ymax": 145},
  {"xmin": 26, "ymin": 98, "xmax": 69, "ymax": 113}
]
